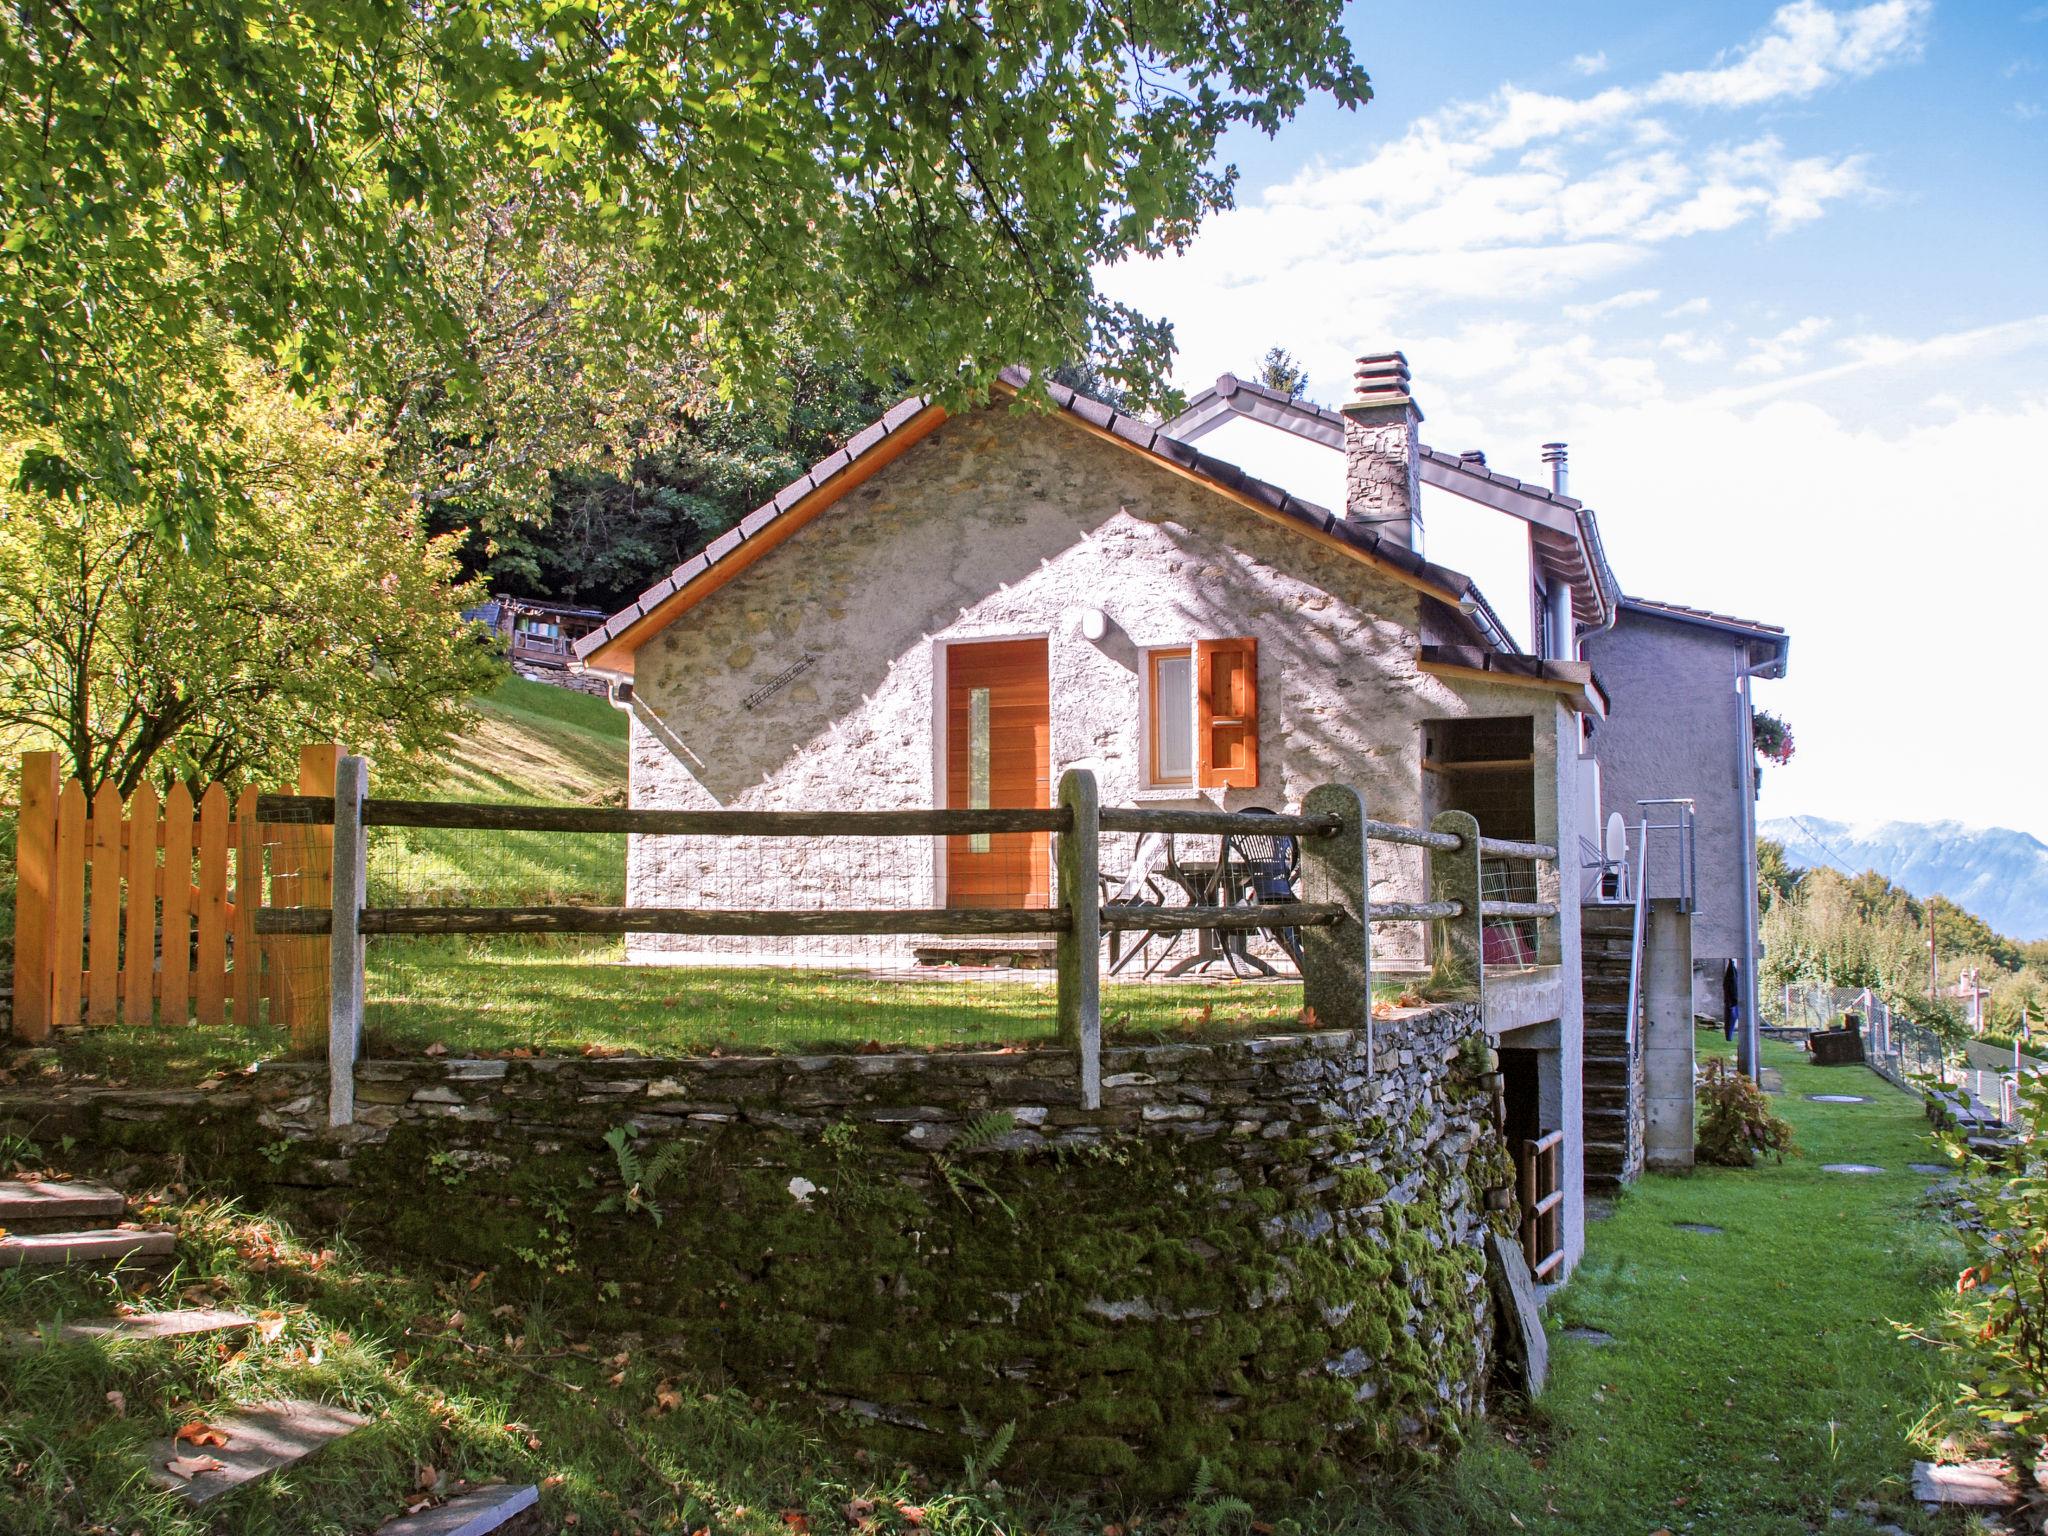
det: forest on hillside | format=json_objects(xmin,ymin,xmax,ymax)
[{"xmin": 1758, "ymin": 838, "xmax": 2047, "ymax": 1040}]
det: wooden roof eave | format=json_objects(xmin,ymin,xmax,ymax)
[{"xmin": 578, "ymin": 403, "xmax": 952, "ymax": 675}]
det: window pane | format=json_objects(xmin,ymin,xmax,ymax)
[
  {"xmin": 969, "ymin": 686, "xmax": 991, "ymax": 853},
  {"xmin": 1155, "ymin": 654, "xmax": 1193, "ymax": 782}
]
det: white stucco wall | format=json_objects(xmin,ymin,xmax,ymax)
[{"xmin": 1581, "ymin": 611, "xmax": 1755, "ymax": 1019}]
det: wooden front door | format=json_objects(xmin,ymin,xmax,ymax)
[{"xmin": 944, "ymin": 639, "xmax": 1051, "ymax": 909}]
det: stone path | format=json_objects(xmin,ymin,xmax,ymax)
[{"xmin": 0, "ymin": 1177, "xmax": 540, "ymax": 1532}]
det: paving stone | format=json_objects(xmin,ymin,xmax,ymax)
[
  {"xmin": 377, "ymin": 1482, "xmax": 541, "ymax": 1535},
  {"xmin": 0, "ymin": 1227, "xmax": 175, "ymax": 1269},
  {"xmin": 5, "ymin": 1306, "xmax": 253, "ymax": 1350},
  {"xmin": 1807, "ymin": 1094, "xmax": 1869, "ymax": 1104},
  {"xmin": 0, "ymin": 1178, "xmax": 125, "ymax": 1232},
  {"xmin": 146, "ymin": 1398, "xmax": 368, "ymax": 1505},
  {"xmin": 1910, "ymin": 1458, "xmax": 2017, "ymax": 1508},
  {"xmin": 1561, "ymin": 1326, "xmax": 1614, "ymax": 1346},
  {"xmin": 1673, "ymin": 1222, "xmax": 1723, "ymax": 1235},
  {"xmin": 1821, "ymin": 1164, "xmax": 1886, "ymax": 1175},
  {"xmin": 1907, "ymin": 1163, "xmax": 1949, "ymax": 1174}
]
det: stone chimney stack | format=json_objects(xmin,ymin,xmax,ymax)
[{"xmin": 1340, "ymin": 352, "xmax": 1424, "ymax": 551}]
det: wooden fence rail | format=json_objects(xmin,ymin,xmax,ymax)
[{"xmin": 11, "ymin": 746, "xmax": 338, "ymax": 1047}]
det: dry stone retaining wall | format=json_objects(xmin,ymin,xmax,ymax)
[{"xmin": 3, "ymin": 1006, "xmax": 1516, "ymax": 1500}]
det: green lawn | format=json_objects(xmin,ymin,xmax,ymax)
[{"xmin": 1428, "ymin": 1038, "xmax": 1979, "ymax": 1535}]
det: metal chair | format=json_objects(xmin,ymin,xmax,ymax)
[
  {"xmin": 1099, "ymin": 831, "xmax": 1179, "ymax": 976},
  {"xmin": 1224, "ymin": 807, "xmax": 1303, "ymax": 973}
]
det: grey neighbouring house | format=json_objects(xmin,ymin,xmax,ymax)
[
  {"xmin": 1578, "ymin": 598, "xmax": 1792, "ymax": 1044},
  {"xmin": 573, "ymin": 353, "xmax": 1717, "ymax": 1280},
  {"xmin": 1160, "ymin": 369, "xmax": 1791, "ymax": 1186}
]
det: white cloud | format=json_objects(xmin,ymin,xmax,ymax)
[
  {"xmin": 1096, "ymin": 3, "xmax": 1911, "ymax": 392},
  {"xmin": 1569, "ymin": 51, "xmax": 1611, "ymax": 77},
  {"xmin": 1571, "ymin": 386, "xmax": 2048, "ymax": 841},
  {"xmin": 2015, "ymin": 101, "xmax": 2046, "ymax": 122},
  {"xmin": 1735, "ymin": 316, "xmax": 1833, "ymax": 374},
  {"xmin": 1664, "ymin": 296, "xmax": 1714, "ymax": 318},
  {"xmin": 1659, "ymin": 330, "xmax": 1728, "ymax": 363},
  {"xmin": 1565, "ymin": 288, "xmax": 1663, "ymax": 322}
]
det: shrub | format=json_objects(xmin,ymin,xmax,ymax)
[
  {"xmin": 1695, "ymin": 1059, "xmax": 1798, "ymax": 1167},
  {"xmin": 1929, "ymin": 1075, "xmax": 2048, "ymax": 1454}
]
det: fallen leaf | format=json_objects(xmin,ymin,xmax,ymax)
[
  {"xmin": 468, "ymin": 1271, "xmax": 487, "ymax": 1292},
  {"xmin": 104, "ymin": 1389, "xmax": 126, "ymax": 1417},
  {"xmin": 424, "ymin": 1043, "xmax": 448, "ymax": 1058},
  {"xmin": 445, "ymin": 1311, "xmax": 466, "ymax": 1331},
  {"xmin": 843, "ymin": 1498, "xmax": 877, "ymax": 1523},
  {"xmin": 417, "ymin": 1464, "xmax": 439, "ymax": 1491},
  {"xmin": 652, "ymin": 1380, "xmax": 683, "ymax": 1414},
  {"xmin": 175, "ymin": 1422, "xmax": 230, "ymax": 1449},
  {"xmin": 257, "ymin": 1313, "xmax": 287, "ymax": 1344},
  {"xmin": 165, "ymin": 1454, "xmax": 226, "ymax": 1481},
  {"xmin": 782, "ymin": 1512, "xmax": 811, "ymax": 1533},
  {"xmin": 898, "ymin": 1508, "xmax": 926, "ymax": 1529}
]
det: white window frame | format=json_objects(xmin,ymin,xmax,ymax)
[{"xmin": 1142, "ymin": 645, "xmax": 1198, "ymax": 790}]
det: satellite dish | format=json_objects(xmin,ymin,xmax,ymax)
[{"xmin": 1605, "ymin": 812, "xmax": 1628, "ymax": 867}]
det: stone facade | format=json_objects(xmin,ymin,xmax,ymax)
[
  {"xmin": 622, "ymin": 405, "xmax": 1577, "ymax": 973},
  {"xmin": 5, "ymin": 1010, "xmax": 1518, "ymax": 1499}
]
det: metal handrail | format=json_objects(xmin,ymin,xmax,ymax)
[{"xmin": 1621, "ymin": 817, "xmax": 1651, "ymax": 1051}]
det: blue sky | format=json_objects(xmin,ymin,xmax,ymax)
[{"xmin": 1098, "ymin": 0, "xmax": 2048, "ymax": 842}]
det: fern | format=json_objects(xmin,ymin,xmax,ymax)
[
  {"xmin": 1184, "ymin": 1459, "xmax": 1253, "ymax": 1536},
  {"xmin": 931, "ymin": 1111, "xmax": 1018, "ymax": 1220},
  {"xmin": 961, "ymin": 1419, "xmax": 1014, "ymax": 1491},
  {"xmin": 596, "ymin": 1124, "xmax": 692, "ymax": 1225}
]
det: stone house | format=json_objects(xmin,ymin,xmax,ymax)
[{"xmin": 575, "ymin": 353, "xmax": 1615, "ymax": 1276}]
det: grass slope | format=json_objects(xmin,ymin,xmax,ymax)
[
  {"xmin": 1435, "ymin": 1039, "xmax": 1977, "ymax": 1535},
  {"xmin": 0, "ymin": 1051, "xmax": 1981, "ymax": 1530}
]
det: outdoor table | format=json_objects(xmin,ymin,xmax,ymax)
[{"xmin": 1160, "ymin": 854, "xmax": 1277, "ymax": 978}]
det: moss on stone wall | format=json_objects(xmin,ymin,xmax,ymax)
[{"xmin": 0, "ymin": 1012, "xmax": 1516, "ymax": 1502}]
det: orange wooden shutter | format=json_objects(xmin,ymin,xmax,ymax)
[{"xmin": 1196, "ymin": 637, "xmax": 1259, "ymax": 789}]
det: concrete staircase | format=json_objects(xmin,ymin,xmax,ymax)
[
  {"xmin": 1581, "ymin": 904, "xmax": 1646, "ymax": 1192},
  {"xmin": 0, "ymin": 1176, "xmax": 541, "ymax": 1533}
]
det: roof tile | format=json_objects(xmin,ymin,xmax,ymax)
[
  {"xmin": 771, "ymin": 475, "xmax": 814, "ymax": 515},
  {"xmin": 738, "ymin": 501, "xmax": 780, "ymax": 539}
]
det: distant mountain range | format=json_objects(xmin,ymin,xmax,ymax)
[{"xmin": 1760, "ymin": 816, "xmax": 2048, "ymax": 941}]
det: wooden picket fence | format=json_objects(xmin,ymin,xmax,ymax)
[{"xmin": 11, "ymin": 745, "xmax": 337, "ymax": 1047}]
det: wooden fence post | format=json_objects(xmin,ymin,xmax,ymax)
[
  {"xmin": 1430, "ymin": 810, "xmax": 1485, "ymax": 1016},
  {"xmin": 196, "ymin": 783, "xmax": 229, "ymax": 1024},
  {"xmin": 53, "ymin": 777, "xmax": 86, "ymax": 1030},
  {"xmin": 122, "ymin": 782, "xmax": 159, "ymax": 1026},
  {"xmin": 232, "ymin": 787, "xmax": 261, "ymax": 1027},
  {"xmin": 1300, "ymin": 783, "xmax": 1372, "ymax": 1050},
  {"xmin": 1055, "ymin": 767, "xmax": 1101, "ymax": 1110},
  {"xmin": 284, "ymin": 744, "xmax": 339, "ymax": 1053},
  {"xmin": 328, "ymin": 754, "xmax": 368, "ymax": 1127},
  {"xmin": 86, "ymin": 782, "xmax": 122, "ymax": 1024},
  {"xmin": 13, "ymin": 753, "xmax": 59, "ymax": 1041},
  {"xmin": 160, "ymin": 782, "xmax": 194, "ymax": 1027}
]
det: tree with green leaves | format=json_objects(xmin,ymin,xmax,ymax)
[
  {"xmin": 0, "ymin": 354, "xmax": 498, "ymax": 794},
  {"xmin": 1253, "ymin": 346, "xmax": 1309, "ymax": 400},
  {"xmin": 2, "ymin": 1, "xmax": 1369, "ymax": 547}
]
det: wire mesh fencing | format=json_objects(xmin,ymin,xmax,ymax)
[{"xmin": 352, "ymin": 819, "xmax": 1311, "ymax": 1060}]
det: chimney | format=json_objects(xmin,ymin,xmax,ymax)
[
  {"xmin": 1340, "ymin": 351, "xmax": 1424, "ymax": 551},
  {"xmin": 1541, "ymin": 441, "xmax": 1568, "ymax": 497}
]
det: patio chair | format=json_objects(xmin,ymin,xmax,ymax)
[
  {"xmin": 1224, "ymin": 808, "xmax": 1304, "ymax": 973},
  {"xmin": 1099, "ymin": 831, "xmax": 1180, "ymax": 976}
]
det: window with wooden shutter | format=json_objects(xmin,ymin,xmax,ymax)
[{"xmin": 1196, "ymin": 637, "xmax": 1259, "ymax": 788}]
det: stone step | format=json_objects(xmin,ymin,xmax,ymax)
[
  {"xmin": 146, "ymin": 1398, "xmax": 369, "ymax": 1505},
  {"xmin": 6, "ymin": 1306, "xmax": 254, "ymax": 1351},
  {"xmin": 0, "ymin": 1227, "xmax": 175, "ymax": 1270},
  {"xmin": 379, "ymin": 1483, "xmax": 543, "ymax": 1536},
  {"xmin": 0, "ymin": 1178, "xmax": 126, "ymax": 1234}
]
